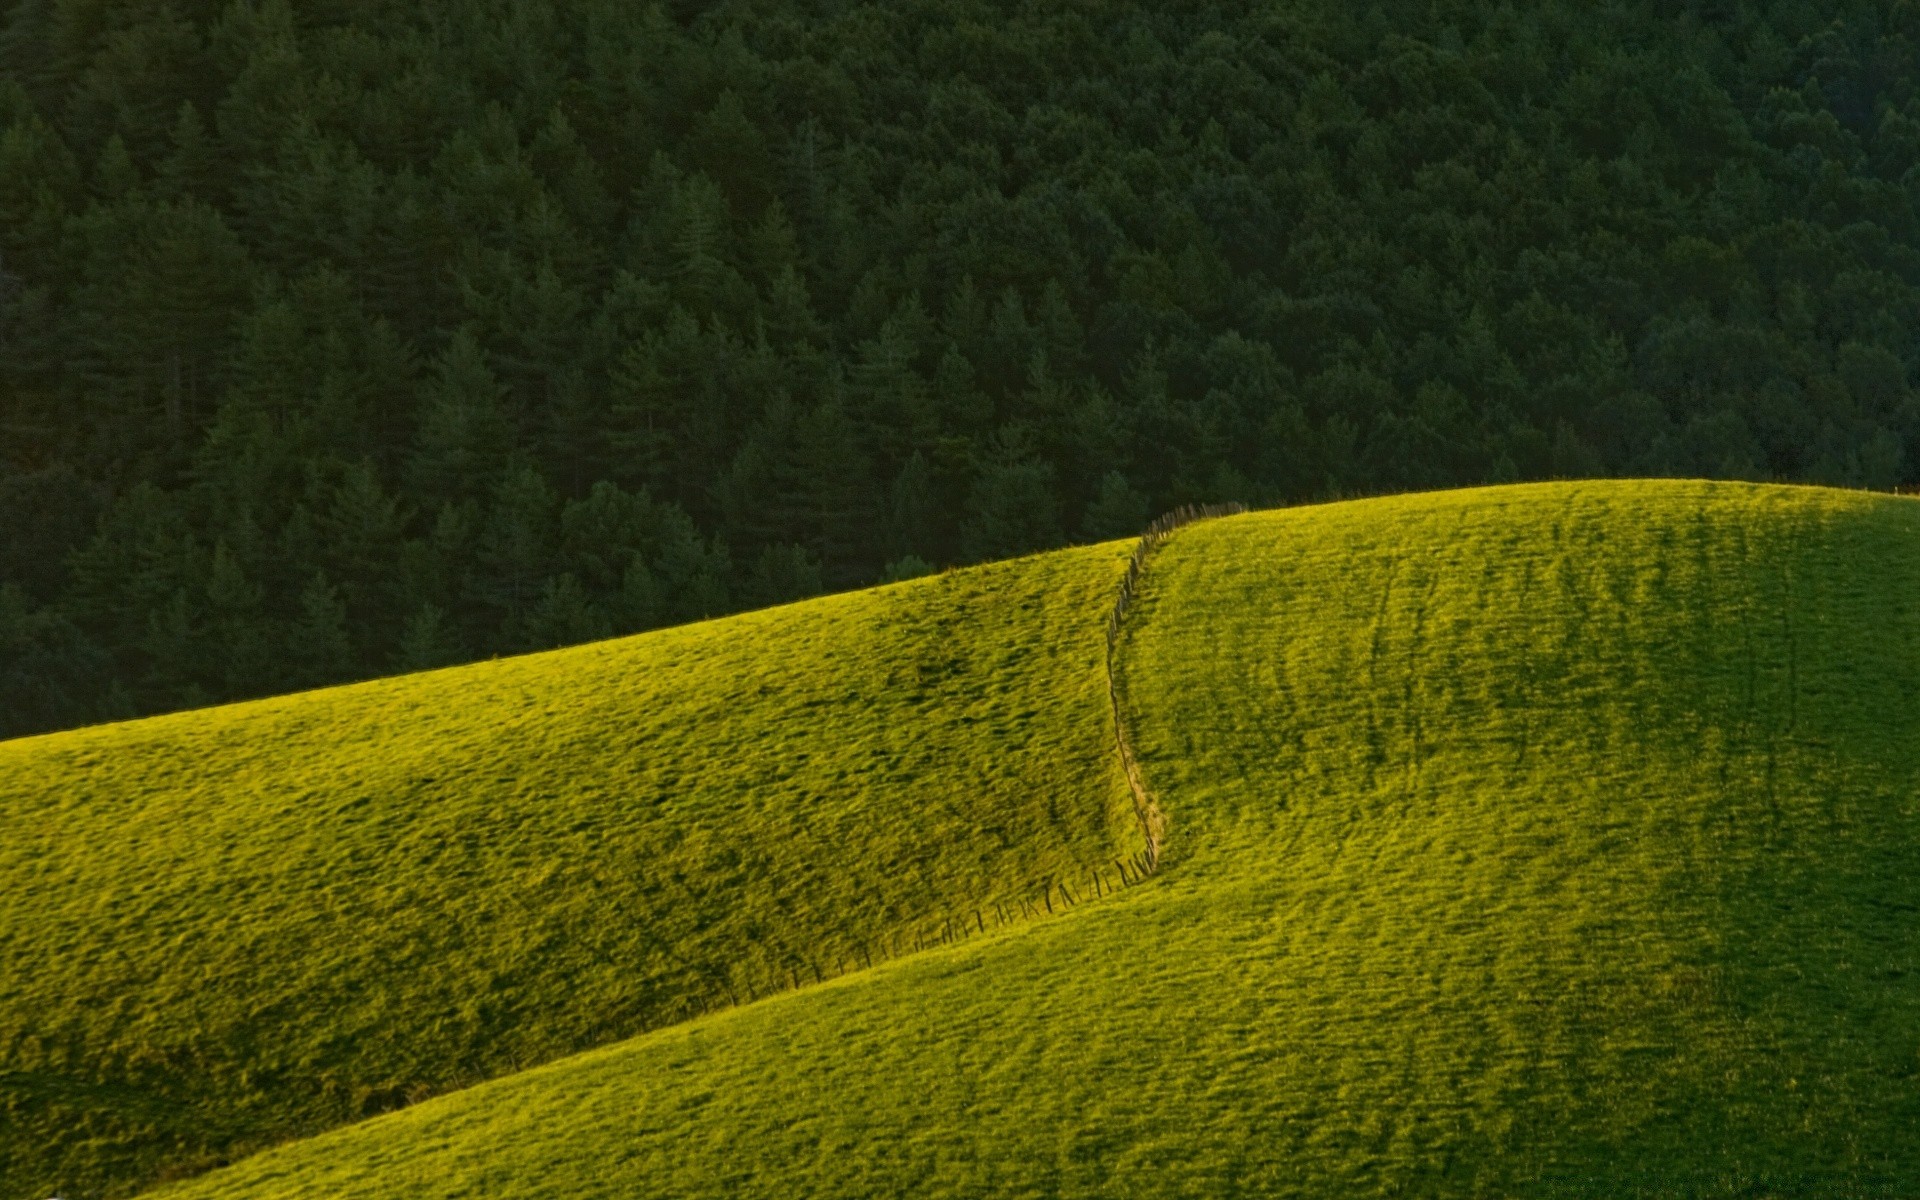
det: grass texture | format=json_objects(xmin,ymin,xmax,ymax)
[
  {"xmin": 138, "ymin": 479, "xmax": 1920, "ymax": 1199},
  {"xmin": 0, "ymin": 543, "xmax": 1137, "ymax": 1198}
]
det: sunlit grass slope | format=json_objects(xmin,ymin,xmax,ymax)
[
  {"xmin": 0, "ymin": 544, "xmax": 1137, "ymax": 1199},
  {"xmin": 157, "ymin": 480, "xmax": 1920, "ymax": 1198}
]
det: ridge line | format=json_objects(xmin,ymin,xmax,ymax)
[{"xmin": 1104, "ymin": 502, "xmax": 1247, "ymax": 873}]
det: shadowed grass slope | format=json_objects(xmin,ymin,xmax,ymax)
[
  {"xmin": 0, "ymin": 543, "xmax": 1137, "ymax": 1199},
  {"xmin": 152, "ymin": 480, "xmax": 1920, "ymax": 1199}
]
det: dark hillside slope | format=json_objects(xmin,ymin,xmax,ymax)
[
  {"xmin": 0, "ymin": 542, "xmax": 1134, "ymax": 1199},
  {"xmin": 153, "ymin": 480, "xmax": 1920, "ymax": 1198}
]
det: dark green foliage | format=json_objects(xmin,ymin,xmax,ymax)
[
  {"xmin": 0, "ymin": 585, "xmax": 107, "ymax": 738},
  {"xmin": 3, "ymin": 0, "xmax": 1920, "ymax": 733},
  {"xmin": 1082, "ymin": 469, "xmax": 1151, "ymax": 539}
]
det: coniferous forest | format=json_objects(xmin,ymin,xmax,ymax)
[{"xmin": 2, "ymin": 0, "xmax": 1918, "ymax": 737}]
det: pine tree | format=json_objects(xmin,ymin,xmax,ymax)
[
  {"xmin": 459, "ymin": 257, "xmax": 588, "ymax": 411},
  {"xmin": 887, "ymin": 452, "xmax": 937, "ymax": 559},
  {"xmin": 0, "ymin": 104, "xmax": 84, "ymax": 275},
  {"xmin": 791, "ymin": 395, "xmax": 874, "ymax": 577},
  {"xmin": 0, "ymin": 464, "xmax": 99, "ymax": 601},
  {"xmin": 881, "ymin": 555, "xmax": 933, "ymax": 583},
  {"xmin": 91, "ymin": 134, "xmax": 142, "ymax": 201},
  {"xmin": 542, "ymin": 367, "xmax": 609, "ymax": 497},
  {"xmin": 529, "ymin": 104, "xmax": 613, "ymax": 235},
  {"xmin": 318, "ymin": 462, "xmax": 410, "ymax": 627},
  {"xmin": 647, "ymin": 509, "xmax": 730, "ymax": 623},
  {"xmin": 0, "ymin": 584, "xmax": 109, "ymax": 739},
  {"xmin": 471, "ymin": 465, "xmax": 557, "ymax": 639},
  {"xmin": 743, "ymin": 543, "xmax": 823, "ymax": 607},
  {"xmin": 691, "ymin": 91, "xmax": 775, "ymax": 217},
  {"xmin": 1081, "ymin": 470, "xmax": 1149, "ymax": 539},
  {"xmin": 140, "ymin": 588, "xmax": 204, "ymax": 706},
  {"xmin": 68, "ymin": 5, "xmax": 206, "ymax": 165},
  {"xmin": 73, "ymin": 197, "xmax": 253, "ymax": 457},
  {"xmin": 608, "ymin": 315, "xmax": 691, "ymax": 493},
  {"xmin": 522, "ymin": 573, "xmax": 610, "ymax": 651},
  {"xmin": 409, "ymin": 327, "xmax": 516, "ymax": 506},
  {"xmin": 556, "ymin": 480, "xmax": 653, "ymax": 592},
  {"xmin": 288, "ymin": 571, "xmax": 356, "ymax": 688},
  {"xmin": 616, "ymin": 557, "xmax": 665, "ymax": 632},
  {"xmin": 158, "ymin": 102, "xmax": 218, "ymax": 201},
  {"xmin": 203, "ymin": 540, "xmax": 273, "ymax": 696},
  {"xmin": 394, "ymin": 602, "xmax": 463, "ymax": 673},
  {"xmin": 848, "ymin": 296, "xmax": 937, "ymax": 463},
  {"xmin": 960, "ymin": 426, "xmax": 1061, "ymax": 562}
]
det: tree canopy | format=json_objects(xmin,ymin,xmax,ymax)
[{"xmin": 2, "ymin": 0, "xmax": 1918, "ymax": 735}]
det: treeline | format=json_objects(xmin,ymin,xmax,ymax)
[{"xmin": 2, "ymin": 0, "xmax": 1918, "ymax": 736}]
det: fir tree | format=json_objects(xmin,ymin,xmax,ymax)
[
  {"xmin": 960, "ymin": 426, "xmax": 1061, "ymax": 562},
  {"xmin": 394, "ymin": 602, "xmax": 462, "ymax": 673},
  {"xmin": 288, "ymin": 571, "xmax": 355, "ymax": 688},
  {"xmin": 1081, "ymin": 470, "xmax": 1149, "ymax": 540},
  {"xmin": 409, "ymin": 327, "xmax": 516, "ymax": 506}
]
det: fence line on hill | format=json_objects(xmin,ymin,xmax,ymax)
[
  {"xmin": 603, "ymin": 502, "xmax": 1253, "ymax": 1042},
  {"xmin": 1103, "ymin": 501, "xmax": 1247, "ymax": 873}
]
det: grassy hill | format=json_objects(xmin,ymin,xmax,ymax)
[
  {"xmin": 127, "ymin": 479, "xmax": 1920, "ymax": 1199},
  {"xmin": 0, "ymin": 543, "xmax": 1139, "ymax": 1198}
]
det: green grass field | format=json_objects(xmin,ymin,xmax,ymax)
[
  {"xmin": 0, "ymin": 543, "xmax": 1138, "ymax": 1198},
  {"xmin": 10, "ymin": 480, "xmax": 1920, "ymax": 1197}
]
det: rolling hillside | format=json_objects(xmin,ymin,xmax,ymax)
[
  {"xmin": 0, "ymin": 543, "xmax": 1138, "ymax": 1198},
  {"xmin": 115, "ymin": 479, "xmax": 1920, "ymax": 1199}
]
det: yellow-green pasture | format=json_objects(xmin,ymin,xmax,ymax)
[
  {"xmin": 0, "ymin": 543, "xmax": 1137, "ymax": 1198},
  {"xmin": 150, "ymin": 480, "xmax": 1920, "ymax": 1198}
]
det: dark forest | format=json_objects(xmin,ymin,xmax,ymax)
[{"xmin": 3, "ymin": 0, "xmax": 1918, "ymax": 735}]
